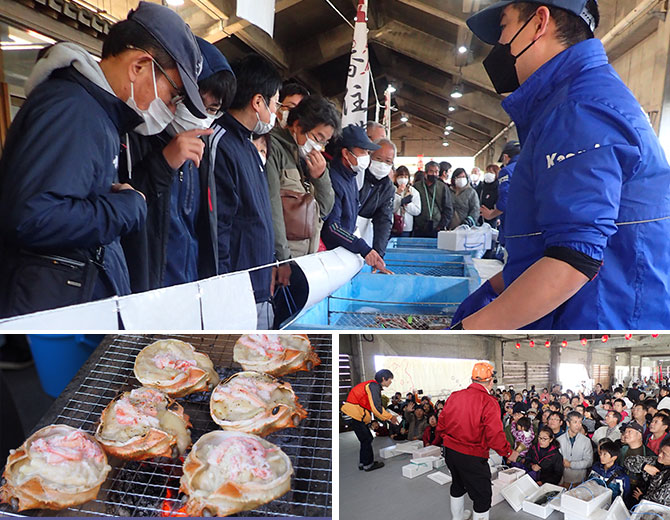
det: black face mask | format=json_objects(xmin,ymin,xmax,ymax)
[
  {"xmin": 483, "ymin": 13, "xmax": 539, "ymax": 94},
  {"xmin": 427, "ymin": 174, "xmax": 437, "ymax": 183}
]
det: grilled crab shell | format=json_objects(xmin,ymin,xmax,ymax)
[
  {"xmin": 0, "ymin": 425, "xmax": 110, "ymax": 512},
  {"xmin": 94, "ymin": 389, "xmax": 192, "ymax": 460},
  {"xmin": 233, "ymin": 334, "xmax": 321, "ymax": 377},
  {"xmin": 210, "ymin": 371, "xmax": 307, "ymax": 437},
  {"xmin": 133, "ymin": 339, "xmax": 219, "ymax": 397},
  {"xmin": 179, "ymin": 431, "xmax": 292, "ymax": 517}
]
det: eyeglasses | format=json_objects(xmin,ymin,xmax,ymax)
[
  {"xmin": 127, "ymin": 45, "xmax": 185, "ymax": 106},
  {"xmin": 307, "ymin": 131, "xmax": 329, "ymax": 147},
  {"xmin": 538, "ymin": 436, "xmax": 551, "ymax": 441}
]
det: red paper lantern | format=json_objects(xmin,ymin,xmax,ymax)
[
  {"xmin": 581, "ymin": 338, "xmax": 588, "ymax": 346},
  {"xmin": 545, "ymin": 340, "xmax": 551, "ymax": 348},
  {"xmin": 602, "ymin": 334, "xmax": 609, "ymax": 343},
  {"xmin": 529, "ymin": 340, "xmax": 535, "ymax": 348},
  {"xmin": 561, "ymin": 340, "xmax": 568, "ymax": 348},
  {"xmin": 652, "ymin": 334, "xmax": 659, "ymax": 338},
  {"xmin": 515, "ymin": 342, "xmax": 521, "ymax": 349},
  {"xmin": 625, "ymin": 334, "xmax": 632, "ymax": 340}
]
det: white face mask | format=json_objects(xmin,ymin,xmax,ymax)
[
  {"xmin": 484, "ymin": 172, "xmax": 496, "ymax": 183},
  {"xmin": 170, "ymin": 102, "xmax": 216, "ymax": 134},
  {"xmin": 471, "ymin": 174, "xmax": 480, "ymax": 183},
  {"xmin": 298, "ymin": 135, "xmax": 323, "ymax": 159},
  {"xmin": 348, "ymin": 150, "xmax": 370, "ymax": 175},
  {"xmin": 397, "ymin": 177, "xmax": 409, "ymax": 186},
  {"xmin": 253, "ymin": 96, "xmax": 276, "ymax": 135},
  {"xmin": 278, "ymin": 108, "xmax": 290, "ymax": 129},
  {"xmin": 369, "ymin": 160, "xmax": 393, "ymax": 180},
  {"xmin": 455, "ymin": 177, "xmax": 468, "ymax": 189},
  {"xmin": 126, "ymin": 61, "xmax": 175, "ymax": 136}
]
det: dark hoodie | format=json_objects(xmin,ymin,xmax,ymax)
[
  {"xmin": 0, "ymin": 44, "xmax": 146, "ymax": 317},
  {"xmin": 524, "ymin": 441, "xmax": 564, "ymax": 484}
]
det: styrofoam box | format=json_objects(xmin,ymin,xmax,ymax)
[
  {"xmin": 427, "ymin": 471, "xmax": 452, "ymax": 485},
  {"xmin": 412, "ymin": 456, "xmax": 440, "ymax": 465},
  {"xmin": 437, "ymin": 228, "xmax": 492, "ymax": 251},
  {"xmin": 501, "ymin": 474, "xmax": 539, "ymax": 512},
  {"xmin": 395, "ymin": 440, "xmax": 424, "ymax": 454},
  {"xmin": 565, "ymin": 510, "xmax": 608, "ymax": 520},
  {"xmin": 379, "ymin": 446, "xmax": 399, "ymax": 459},
  {"xmin": 605, "ymin": 496, "xmax": 628, "ymax": 520},
  {"xmin": 402, "ymin": 461, "xmax": 433, "ymax": 479},
  {"xmin": 633, "ymin": 499, "xmax": 670, "ymax": 519},
  {"xmin": 497, "ymin": 467, "xmax": 527, "ymax": 483},
  {"xmin": 433, "ymin": 457, "xmax": 446, "ymax": 469},
  {"xmin": 413, "ymin": 445, "xmax": 442, "ymax": 460},
  {"xmin": 561, "ymin": 482, "xmax": 612, "ymax": 517},
  {"xmin": 522, "ymin": 483, "xmax": 564, "ymax": 518}
]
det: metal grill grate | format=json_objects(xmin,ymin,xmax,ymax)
[
  {"xmin": 0, "ymin": 334, "xmax": 332, "ymax": 518},
  {"xmin": 383, "ymin": 259, "xmax": 465, "ymax": 277}
]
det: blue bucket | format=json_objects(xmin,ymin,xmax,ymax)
[{"xmin": 27, "ymin": 334, "xmax": 104, "ymax": 397}]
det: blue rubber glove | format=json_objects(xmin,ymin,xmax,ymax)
[{"xmin": 451, "ymin": 280, "xmax": 498, "ymax": 325}]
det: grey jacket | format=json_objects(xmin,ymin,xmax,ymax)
[
  {"xmin": 557, "ymin": 432, "xmax": 594, "ymax": 484},
  {"xmin": 448, "ymin": 185, "xmax": 480, "ymax": 229}
]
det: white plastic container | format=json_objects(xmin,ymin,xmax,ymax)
[
  {"xmin": 427, "ymin": 471, "xmax": 452, "ymax": 485},
  {"xmin": 379, "ymin": 445, "xmax": 399, "ymax": 459},
  {"xmin": 561, "ymin": 480, "xmax": 612, "ymax": 517},
  {"xmin": 497, "ymin": 467, "xmax": 527, "ymax": 483},
  {"xmin": 433, "ymin": 457, "xmax": 446, "ymax": 469},
  {"xmin": 522, "ymin": 483, "xmax": 564, "ymax": 518},
  {"xmin": 632, "ymin": 499, "xmax": 670, "ymax": 519},
  {"xmin": 501, "ymin": 474, "xmax": 539, "ymax": 512},
  {"xmin": 412, "ymin": 445, "xmax": 442, "ymax": 460},
  {"xmin": 604, "ymin": 496, "xmax": 628, "ymax": 520},
  {"xmin": 402, "ymin": 461, "xmax": 433, "ymax": 479},
  {"xmin": 437, "ymin": 227, "xmax": 492, "ymax": 252},
  {"xmin": 394, "ymin": 440, "xmax": 424, "ymax": 454},
  {"xmin": 412, "ymin": 455, "xmax": 440, "ymax": 465}
]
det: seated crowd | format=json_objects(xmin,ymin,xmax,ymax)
[{"xmin": 372, "ymin": 378, "xmax": 670, "ymax": 509}]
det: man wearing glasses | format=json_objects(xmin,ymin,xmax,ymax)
[
  {"xmin": 119, "ymin": 37, "xmax": 236, "ymax": 292},
  {"xmin": 0, "ymin": 1, "xmax": 207, "ymax": 318}
]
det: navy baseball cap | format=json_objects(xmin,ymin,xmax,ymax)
[
  {"xmin": 196, "ymin": 37, "xmax": 234, "ymax": 81},
  {"xmin": 467, "ymin": 0, "xmax": 598, "ymax": 45},
  {"xmin": 128, "ymin": 1, "xmax": 207, "ymax": 118},
  {"xmin": 341, "ymin": 124, "xmax": 381, "ymax": 151},
  {"xmin": 498, "ymin": 140, "xmax": 521, "ymax": 161}
]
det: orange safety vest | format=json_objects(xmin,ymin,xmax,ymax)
[{"xmin": 345, "ymin": 379, "xmax": 376, "ymax": 412}]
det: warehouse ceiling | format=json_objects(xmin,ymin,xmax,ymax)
[{"xmin": 5, "ymin": 0, "xmax": 663, "ymax": 156}]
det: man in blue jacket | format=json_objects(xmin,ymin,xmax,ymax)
[
  {"xmin": 322, "ymin": 125, "xmax": 389, "ymax": 272},
  {"xmin": 0, "ymin": 2, "xmax": 207, "ymax": 318},
  {"xmin": 480, "ymin": 141, "xmax": 520, "ymax": 247},
  {"xmin": 453, "ymin": 0, "xmax": 670, "ymax": 329},
  {"xmin": 119, "ymin": 38, "xmax": 236, "ymax": 292},
  {"xmin": 207, "ymin": 55, "xmax": 281, "ymax": 329}
]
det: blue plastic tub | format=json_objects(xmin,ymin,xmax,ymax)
[
  {"xmin": 286, "ymin": 272, "xmax": 475, "ymax": 330},
  {"xmin": 27, "ymin": 334, "xmax": 104, "ymax": 397}
]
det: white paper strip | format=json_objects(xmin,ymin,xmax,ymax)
[
  {"xmin": 199, "ymin": 272, "xmax": 257, "ymax": 330},
  {"xmin": 0, "ymin": 298, "xmax": 119, "ymax": 330},
  {"xmin": 117, "ymin": 282, "xmax": 201, "ymax": 330},
  {"xmin": 293, "ymin": 247, "xmax": 364, "ymax": 309},
  {"xmin": 236, "ymin": 0, "xmax": 276, "ymax": 37}
]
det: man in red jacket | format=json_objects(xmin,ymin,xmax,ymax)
[{"xmin": 437, "ymin": 362, "xmax": 519, "ymax": 520}]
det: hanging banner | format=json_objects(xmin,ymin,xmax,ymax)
[
  {"xmin": 237, "ymin": 0, "xmax": 276, "ymax": 37},
  {"xmin": 341, "ymin": 0, "xmax": 369, "ymax": 129}
]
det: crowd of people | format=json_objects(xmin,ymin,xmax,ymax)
[
  {"xmin": 0, "ymin": 0, "xmax": 516, "ymax": 327},
  {"xmin": 370, "ymin": 378, "xmax": 670, "ymax": 509}
]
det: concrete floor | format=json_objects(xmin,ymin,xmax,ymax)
[{"xmin": 340, "ymin": 431, "xmax": 563, "ymax": 520}]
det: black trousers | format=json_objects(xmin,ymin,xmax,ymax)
[
  {"xmin": 445, "ymin": 448, "xmax": 492, "ymax": 513},
  {"xmin": 351, "ymin": 419, "xmax": 374, "ymax": 466}
]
